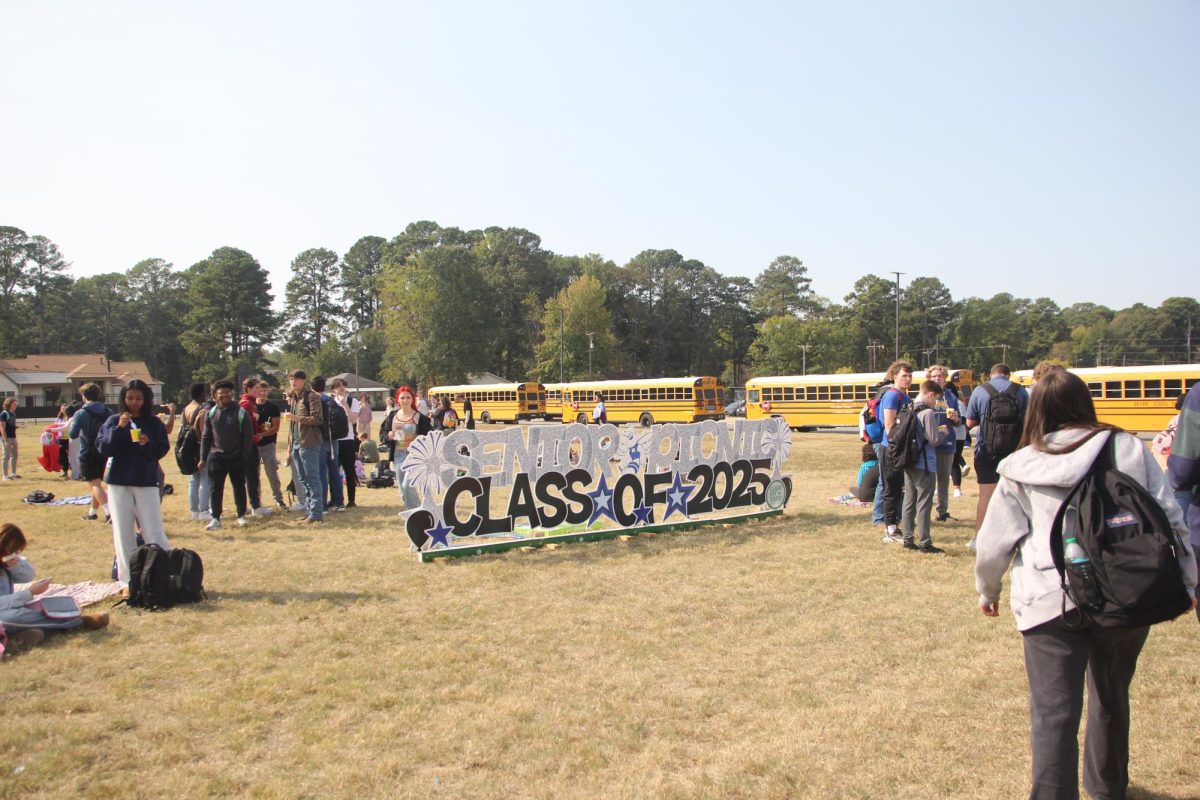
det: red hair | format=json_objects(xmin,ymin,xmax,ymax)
[{"xmin": 395, "ymin": 386, "xmax": 415, "ymax": 404}]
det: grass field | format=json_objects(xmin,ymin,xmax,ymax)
[{"xmin": 1, "ymin": 424, "xmax": 1197, "ymax": 799}]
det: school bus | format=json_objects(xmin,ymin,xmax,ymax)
[
  {"xmin": 1010, "ymin": 365, "xmax": 1200, "ymax": 432},
  {"xmin": 745, "ymin": 369, "xmax": 979, "ymax": 430},
  {"xmin": 558, "ymin": 377, "xmax": 725, "ymax": 426},
  {"xmin": 427, "ymin": 382, "xmax": 548, "ymax": 424},
  {"xmin": 544, "ymin": 383, "xmax": 567, "ymax": 421}
]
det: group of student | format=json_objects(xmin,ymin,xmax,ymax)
[{"xmin": 859, "ymin": 358, "xmax": 1200, "ymax": 799}]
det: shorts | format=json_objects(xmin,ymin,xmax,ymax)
[
  {"xmin": 81, "ymin": 452, "xmax": 107, "ymax": 482},
  {"xmin": 973, "ymin": 450, "xmax": 1000, "ymax": 485}
]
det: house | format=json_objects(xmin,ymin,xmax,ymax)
[
  {"xmin": 0, "ymin": 354, "xmax": 163, "ymax": 411},
  {"xmin": 328, "ymin": 373, "xmax": 394, "ymax": 410}
]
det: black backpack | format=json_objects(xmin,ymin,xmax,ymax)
[
  {"xmin": 1050, "ymin": 435, "xmax": 1192, "ymax": 628},
  {"xmin": 323, "ymin": 396, "xmax": 349, "ymax": 440},
  {"xmin": 981, "ymin": 383, "xmax": 1023, "ymax": 459},
  {"xmin": 174, "ymin": 411, "xmax": 200, "ymax": 475},
  {"xmin": 887, "ymin": 402, "xmax": 924, "ymax": 469},
  {"xmin": 127, "ymin": 545, "xmax": 205, "ymax": 610}
]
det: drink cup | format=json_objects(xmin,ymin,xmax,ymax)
[{"xmin": 130, "ymin": 426, "xmax": 141, "ymax": 443}]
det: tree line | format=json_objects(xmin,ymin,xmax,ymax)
[{"xmin": 2, "ymin": 223, "xmax": 1197, "ymax": 402}]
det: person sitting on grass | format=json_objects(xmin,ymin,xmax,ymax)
[
  {"xmin": 850, "ymin": 443, "xmax": 879, "ymax": 503},
  {"xmin": 1, "ymin": 522, "xmax": 109, "ymax": 653}
]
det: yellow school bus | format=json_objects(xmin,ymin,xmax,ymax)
[
  {"xmin": 427, "ymin": 382, "xmax": 548, "ymax": 424},
  {"xmin": 745, "ymin": 369, "xmax": 979, "ymax": 430},
  {"xmin": 1010, "ymin": 365, "xmax": 1200, "ymax": 432},
  {"xmin": 544, "ymin": 383, "xmax": 567, "ymax": 421},
  {"xmin": 558, "ymin": 377, "xmax": 725, "ymax": 426}
]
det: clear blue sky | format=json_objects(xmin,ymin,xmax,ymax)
[{"xmin": 2, "ymin": 1, "xmax": 1196, "ymax": 310}]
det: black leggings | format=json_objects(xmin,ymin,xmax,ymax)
[
  {"xmin": 337, "ymin": 439, "xmax": 358, "ymax": 505},
  {"xmin": 952, "ymin": 439, "xmax": 966, "ymax": 487}
]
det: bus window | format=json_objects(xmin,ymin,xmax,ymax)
[
  {"xmin": 518, "ymin": 392, "xmax": 527, "ymax": 402},
  {"xmin": 842, "ymin": 385, "xmax": 854, "ymax": 400},
  {"xmin": 855, "ymin": 385, "xmax": 867, "ymax": 401},
  {"xmin": 748, "ymin": 389, "xmax": 760, "ymax": 403},
  {"xmin": 704, "ymin": 388, "xmax": 715, "ymax": 400},
  {"xmin": 683, "ymin": 388, "xmax": 692, "ymax": 400},
  {"xmin": 806, "ymin": 386, "xmax": 817, "ymax": 400},
  {"xmin": 1165, "ymin": 380, "xmax": 1183, "ymax": 397},
  {"xmin": 1087, "ymin": 382, "xmax": 1102, "ymax": 398},
  {"xmin": 783, "ymin": 387, "xmax": 794, "ymax": 401},
  {"xmin": 1105, "ymin": 381, "xmax": 1122, "ymax": 399},
  {"xmin": 1144, "ymin": 380, "xmax": 1161, "ymax": 399},
  {"xmin": 1189, "ymin": 378, "xmax": 1200, "ymax": 390},
  {"xmin": 817, "ymin": 386, "xmax": 829, "ymax": 401},
  {"xmin": 1123, "ymin": 381, "xmax": 1141, "ymax": 399}
]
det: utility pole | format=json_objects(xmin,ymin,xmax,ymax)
[
  {"xmin": 922, "ymin": 348, "xmax": 933, "ymax": 367},
  {"xmin": 1001, "ymin": 343, "xmax": 1009, "ymax": 363},
  {"xmin": 891, "ymin": 272, "xmax": 904, "ymax": 361},
  {"xmin": 800, "ymin": 344, "xmax": 809, "ymax": 375},
  {"xmin": 867, "ymin": 341, "xmax": 885, "ymax": 372},
  {"xmin": 586, "ymin": 332, "xmax": 594, "ymax": 378}
]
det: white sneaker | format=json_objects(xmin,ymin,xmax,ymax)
[
  {"xmin": 881, "ymin": 531, "xmax": 902, "ymax": 544},
  {"xmin": 236, "ymin": 516, "xmax": 250, "ymax": 527},
  {"xmin": 191, "ymin": 511, "xmax": 200, "ymax": 521},
  {"xmin": 967, "ymin": 537, "xmax": 977, "ymax": 552},
  {"xmin": 206, "ymin": 518, "xmax": 222, "ymax": 530},
  {"xmin": 289, "ymin": 503, "xmax": 305, "ymax": 513},
  {"xmin": 251, "ymin": 506, "xmax": 275, "ymax": 517},
  {"xmin": 953, "ymin": 488, "xmax": 962, "ymax": 498},
  {"xmin": 199, "ymin": 511, "xmax": 213, "ymax": 522}
]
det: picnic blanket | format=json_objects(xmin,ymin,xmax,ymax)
[
  {"xmin": 46, "ymin": 495, "xmax": 92, "ymax": 506},
  {"xmin": 828, "ymin": 494, "xmax": 872, "ymax": 508},
  {"xmin": 14, "ymin": 581, "xmax": 124, "ymax": 608}
]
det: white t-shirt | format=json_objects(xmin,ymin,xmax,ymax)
[{"xmin": 336, "ymin": 395, "xmax": 361, "ymax": 441}]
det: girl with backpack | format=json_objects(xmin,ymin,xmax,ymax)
[
  {"xmin": 1, "ymin": 523, "xmax": 109, "ymax": 651},
  {"xmin": 94, "ymin": 380, "xmax": 174, "ymax": 590},
  {"xmin": 974, "ymin": 370, "xmax": 1197, "ymax": 800}
]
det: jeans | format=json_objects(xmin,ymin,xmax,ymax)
[
  {"xmin": 871, "ymin": 443, "xmax": 885, "ymax": 524},
  {"xmin": 394, "ymin": 448, "xmax": 420, "ymax": 510},
  {"xmin": 188, "ymin": 468, "xmax": 211, "ymax": 514},
  {"xmin": 292, "ymin": 444, "xmax": 324, "ymax": 520}
]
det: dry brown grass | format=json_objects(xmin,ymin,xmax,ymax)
[{"xmin": 1, "ymin": 425, "xmax": 1197, "ymax": 799}]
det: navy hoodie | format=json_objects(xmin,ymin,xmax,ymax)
[
  {"xmin": 70, "ymin": 401, "xmax": 112, "ymax": 458},
  {"xmin": 96, "ymin": 413, "xmax": 170, "ymax": 487}
]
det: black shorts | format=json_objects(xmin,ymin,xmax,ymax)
[
  {"xmin": 973, "ymin": 450, "xmax": 1000, "ymax": 485},
  {"xmin": 81, "ymin": 452, "xmax": 107, "ymax": 482}
]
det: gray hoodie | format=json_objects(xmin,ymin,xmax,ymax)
[{"xmin": 974, "ymin": 428, "xmax": 1196, "ymax": 631}]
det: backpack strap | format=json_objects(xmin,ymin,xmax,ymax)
[
  {"xmin": 1002, "ymin": 383, "xmax": 1019, "ymax": 398},
  {"xmin": 983, "ymin": 383, "xmax": 999, "ymax": 399}
]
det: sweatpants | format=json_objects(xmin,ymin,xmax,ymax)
[
  {"xmin": 1022, "ymin": 616, "xmax": 1149, "ymax": 800},
  {"xmin": 258, "ymin": 442, "xmax": 284, "ymax": 505},
  {"xmin": 207, "ymin": 455, "xmax": 248, "ymax": 520},
  {"xmin": 2, "ymin": 436, "xmax": 16, "ymax": 477},
  {"xmin": 879, "ymin": 447, "xmax": 905, "ymax": 526},
  {"xmin": 109, "ymin": 484, "xmax": 170, "ymax": 585},
  {"xmin": 337, "ymin": 439, "xmax": 358, "ymax": 505},
  {"xmin": 935, "ymin": 450, "xmax": 954, "ymax": 517},
  {"xmin": 245, "ymin": 445, "xmax": 263, "ymax": 510},
  {"xmin": 901, "ymin": 467, "xmax": 936, "ymax": 547}
]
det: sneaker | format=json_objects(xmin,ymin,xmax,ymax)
[
  {"xmin": 276, "ymin": 499, "xmax": 288, "ymax": 510},
  {"xmin": 206, "ymin": 517, "xmax": 222, "ymax": 531},
  {"xmin": 917, "ymin": 544, "xmax": 945, "ymax": 554},
  {"xmin": 881, "ymin": 530, "xmax": 903, "ymax": 544},
  {"xmin": 902, "ymin": 540, "xmax": 919, "ymax": 550},
  {"xmin": 198, "ymin": 511, "xmax": 213, "ymax": 522},
  {"xmin": 936, "ymin": 513, "xmax": 957, "ymax": 522},
  {"xmin": 966, "ymin": 537, "xmax": 977, "ymax": 553},
  {"xmin": 290, "ymin": 503, "xmax": 305, "ymax": 513},
  {"xmin": 81, "ymin": 512, "xmax": 98, "ymax": 521},
  {"xmin": 251, "ymin": 506, "xmax": 275, "ymax": 517},
  {"xmin": 953, "ymin": 488, "xmax": 962, "ymax": 498},
  {"xmin": 236, "ymin": 516, "xmax": 250, "ymax": 527},
  {"xmin": 332, "ymin": 505, "xmax": 346, "ymax": 513},
  {"xmin": 345, "ymin": 502, "xmax": 356, "ymax": 508},
  {"xmin": 81, "ymin": 612, "xmax": 110, "ymax": 630},
  {"xmin": 1, "ymin": 476, "xmax": 12, "ymax": 481},
  {"xmin": 191, "ymin": 511, "xmax": 200, "ymax": 522},
  {"xmin": 962, "ymin": 465, "xmax": 971, "ymax": 478},
  {"xmin": 9, "ymin": 628, "xmax": 45, "ymax": 650}
]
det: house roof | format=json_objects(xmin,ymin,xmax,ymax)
[
  {"xmin": 329, "ymin": 372, "xmax": 392, "ymax": 391},
  {"xmin": 0, "ymin": 354, "xmax": 160, "ymax": 385}
]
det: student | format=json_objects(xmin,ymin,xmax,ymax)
[
  {"xmin": 254, "ymin": 380, "xmax": 286, "ymax": 510},
  {"xmin": 1, "ymin": 523, "xmax": 108, "ymax": 649},
  {"xmin": 70, "ymin": 382, "xmax": 111, "ymax": 522},
  {"xmin": 310, "ymin": 376, "xmax": 343, "ymax": 512},
  {"xmin": 925, "ymin": 365, "xmax": 961, "ymax": 522},
  {"xmin": 0, "ymin": 397, "xmax": 19, "ymax": 480},
  {"xmin": 965, "ymin": 363, "xmax": 1030, "ymax": 550},
  {"xmin": 900, "ymin": 380, "xmax": 949, "ymax": 553},
  {"xmin": 461, "ymin": 394, "xmax": 475, "ymax": 430},
  {"xmin": 356, "ymin": 392, "xmax": 372, "ymax": 438},
  {"xmin": 358, "ymin": 431, "xmax": 379, "ymax": 466},
  {"xmin": 239, "ymin": 376, "xmax": 274, "ymax": 518},
  {"xmin": 55, "ymin": 406, "xmax": 71, "ymax": 479},
  {"xmin": 975, "ymin": 370, "xmax": 1196, "ymax": 799},
  {"xmin": 199, "ymin": 379, "xmax": 254, "ymax": 530},
  {"xmin": 96, "ymin": 380, "xmax": 173, "ymax": 584},
  {"xmin": 849, "ymin": 443, "xmax": 879, "ymax": 503},
  {"xmin": 432, "ymin": 395, "xmax": 457, "ymax": 432},
  {"xmin": 182, "ymin": 383, "xmax": 213, "ymax": 522},
  {"xmin": 592, "ymin": 392, "xmax": 607, "ymax": 424},
  {"xmin": 878, "ymin": 361, "xmax": 914, "ymax": 544},
  {"xmin": 1167, "ymin": 381, "xmax": 1200, "ymax": 621},
  {"xmin": 285, "ymin": 370, "xmax": 325, "ymax": 524},
  {"xmin": 330, "ymin": 378, "xmax": 361, "ymax": 508},
  {"xmin": 388, "ymin": 386, "xmax": 431, "ymax": 512}
]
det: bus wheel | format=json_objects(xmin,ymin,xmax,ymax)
[
  {"xmin": 577, "ymin": 413, "xmax": 588, "ymax": 424},
  {"xmin": 480, "ymin": 411, "xmax": 492, "ymax": 424},
  {"xmin": 639, "ymin": 412, "xmax": 654, "ymax": 427}
]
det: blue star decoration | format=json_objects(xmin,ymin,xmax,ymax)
[
  {"xmin": 663, "ymin": 471, "xmax": 694, "ymax": 521},
  {"xmin": 424, "ymin": 517, "xmax": 455, "ymax": 549},
  {"xmin": 632, "ymin": 503, "xmax": 653, "ymax": 526},
  {"xmin": 587, "ymin": 474, "xmax": 619, "ymax": 527}
]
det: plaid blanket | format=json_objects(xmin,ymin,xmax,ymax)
[
  {"xmin": 15, "ymin": 580, "xmax": 124, "ymax": 607},
  {"xmin": 828, "ymin": 494, "xmax": 872, "ymax": 508}
]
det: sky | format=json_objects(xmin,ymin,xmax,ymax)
[{"xmin": 2, "ymin": 1, "xmax": 1197, "ymax": 311}]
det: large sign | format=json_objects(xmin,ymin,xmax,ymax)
[{"xmin": 400, "ymin": 418, "xmax": 793, "ymax": 560}]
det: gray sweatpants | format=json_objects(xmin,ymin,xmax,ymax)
[
  {"xmin": 1021, "ymin": 616, "xmax": 1149, "ymax": 800},
  {"xmin": 901, "ymin": 467, "xmax": 936, "ymax": 547},
  {"xmin": 935, "ymin": 450, "xmax": 954, "ymax": 517},
  {"xmin": 258, "ymin": 443, "xmax": 284, "ymax": 505},
  {"xmin": 1, "ymin": 436, "xmax": 16, "ymax": 477}
]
